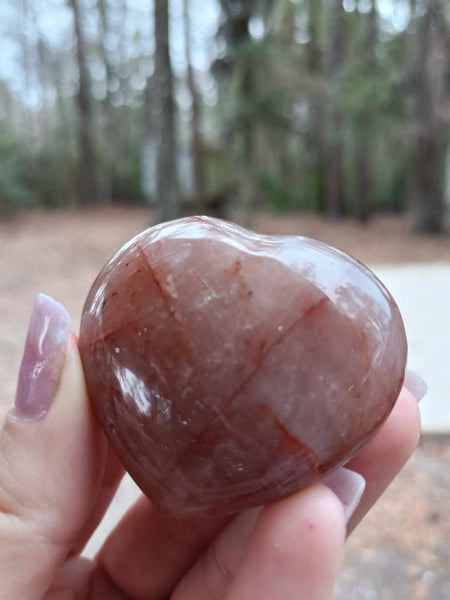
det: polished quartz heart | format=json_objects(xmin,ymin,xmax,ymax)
[{"xmin": 79, "ymin": 216, "xmax": 407, "ymax": 516}]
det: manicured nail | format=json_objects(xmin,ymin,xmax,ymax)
[
  {"xmin": 404, "ymin": 369, "xmax": 428, "ymax": 403},
  {"xmin": 10, "ymin": 294, "xmax": 70, "ymax": 422},
  {"xmin": 321, "ymin": 467, "xmax": 366, "ymax": 523}
]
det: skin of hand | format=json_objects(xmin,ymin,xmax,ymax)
[{"xmin": 0, "ymin": 295, "xmax": 423, "ymax": 600}]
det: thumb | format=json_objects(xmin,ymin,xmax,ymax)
[{"xmin": 0, "ymin": 294, "xmax": 107, "ymax": 600}]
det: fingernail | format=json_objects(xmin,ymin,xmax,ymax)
[
  {"xmin": 321, "ymin": 467, "xmax": 366, "ymax": 523},
  {"xmin": 10, "ymin": 294, "xmax": 70, "ymax": 422},
  {"xmin": 404, "ymin": 369, "xmax": 428, "ymax": 403}
]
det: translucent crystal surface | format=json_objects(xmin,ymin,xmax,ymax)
[{"xmin": 79, "ymin": 216, "xmax": 407, "ymax": 516}]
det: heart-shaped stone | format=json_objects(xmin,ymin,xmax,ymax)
[{"xmin": 79, "ymin": 216, "xmax": 406, "ymax": 516}]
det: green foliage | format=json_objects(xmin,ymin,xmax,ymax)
[
  {"xmin": 0, "ymin": 0, "xmax": 448, "ymax": 224},
  {"xmin": 258, "ymin": 172, "xmax": 297, "ymax": 211},
  {"xmin": 204, "ymin": 148, "xmax": 235, "ymax": 197},
  {"xmin": 111, "ymin": 142, "xmax": 145, "ymax": 204},
  {"xmin": 22, "ymin": 146, "xmax": 76, "ymax": 208},
  {"xmin": 0, "ymin": 125, "xmax": 35, "ymax": 213}
]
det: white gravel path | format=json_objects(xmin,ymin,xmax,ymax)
[{"xmin": 372, "ymin": 262, "xmax": 450, "ymax": 434}]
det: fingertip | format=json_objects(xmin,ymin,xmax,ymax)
[
  {"xmin": 345, "ymin": 386, "xmax": 422, "ymax": 534},
  {"xmin": 321, "ymin": 467, "xmax": 366, "ymax": 523},
  {"xmin": 404, "ymin": 369, "xmax": 428, "ymax": 403},
  {"xmin": 399, "ymin": 389, "xmax": 422, "ymax": 462},
  {"xmin": 398, "ymin": 386, "xmax": 422, "ymax": 447},
  {"xmin": 9, "ymin": 294, "xmax": 71, "ymax": 424},
  {"xmin": 263, "ymin": 483, "xmax": 347, "ymax": 564},
  {"xmin": 347, "ymin": 386, "xmax": 421, "ymax": 474},
  {"xmin": 372, "ymin": 387, "xmax": 421, "ymax": 466},
  {"xmin": 226, "ymin": 484, "xmax": 346, "ymax": 599}
]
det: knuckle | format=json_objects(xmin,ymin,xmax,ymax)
[{"xmin": 201, "ymin": 541, "xmax": 234, "ymax": 600}]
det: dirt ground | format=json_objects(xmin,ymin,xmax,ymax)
[{"xmin": 1, "ymin": 208, "xmax": 449, "ymax": 599}]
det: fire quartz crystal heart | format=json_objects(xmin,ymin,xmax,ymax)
[{"xmin": 79, "ymin": 216, "xmax": 407, "ymax": 517}]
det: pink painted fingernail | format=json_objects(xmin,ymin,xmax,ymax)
[
  {"xmin": 404, "ymin": 369, "xmax": 428, "ymax": 403},
  {"xmin": 10, "ymin": 294, "xmax": 70, "ymax": 423},
  {"xmin": 321, "ymin": 467, "xmax": 366, "ymax": 523}
]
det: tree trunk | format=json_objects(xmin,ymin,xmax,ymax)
[
  {"xmin": 28, "ymin": 2, "xmax": 52, "ymax": 139},
  {"xmin": 69, "ymin": 0, "xmax": 98, "ymax": 205},
  {"xmin": 218, "ymin": 2, "xmax": 256, "ymax": 225},
  {"xmin": 97, "ymin": 0, "xmax": 114, "ymax": 203},
  {"xmin": 355, "ymin": 0, "xmax": 377, "ymax": 224},
  {"xmin": 241, "ymin": 62, "xmax": 256, "ymax": 226},
  {"xmin": 153, "ymin": 0, "xmax": 179, "ymax": 223},
  {"xmin": 355, "ymin": 126, "xmax": 370, "ymax": 222},
  {"xmin": 183, "ymin": 0, "xmax": 206, "ymax": 213},
  {"xmin": 307, "ymin": 0, "xmax": 325, "ymax": 213},
  {"xmin": 411, "ymin": 0, "xmax": 446, "ymax": 233},
  {"xmin": 323, "ymin": 0, "xmax": 346, "ymax": 219},
  {"xmin": 19, "ymin": 0, "xmax": 35, "ymax": 144}
]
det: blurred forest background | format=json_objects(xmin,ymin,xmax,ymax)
[
  {"xmin": 0, "ymin": 0, "xmax": 449, "ymax": 232},
  {"xmin": 1, "ymin": 4, "xmax": 450, "ymax": 596}
]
